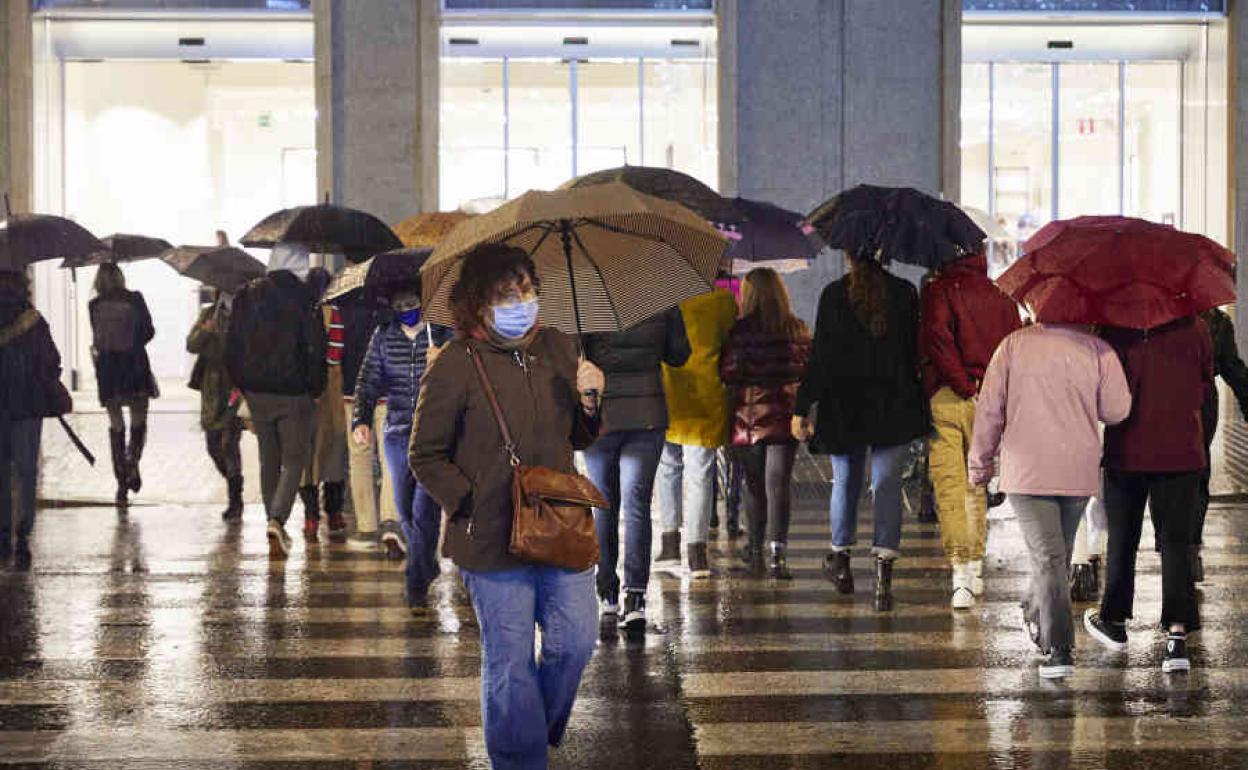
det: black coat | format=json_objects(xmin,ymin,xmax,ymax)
[
  {"xmin": 226, "ymin": 271, "xmax": 327, "ymax": 398},
  {"xmin": 0, "ymin": 295, "xmax": 72, "ymax": 421},
  {"xmin": 88, "ymin": 289, "xmax": 158, "ymax": 405},
  {"xmin": 795, "ymin": 273, "xmax": 931, "ymax": 455},
  {"xmin": 584, "ymin": 308, "xmax": 690, "ymax": 433}
]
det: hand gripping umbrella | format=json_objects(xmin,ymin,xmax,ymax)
[
  {"xmin": 160, "ymin": 245, "xmax": 267, "ymax": 293},
  {"xmin": 420, "ymin": 182, "xmax": 728, "ymax": 337},
  {"xmin": 997, "ymin": 215, "xmax": 1236, "ymax": 330},
  {"xmin": 241, "ymin": 196, "xmax": 403, "ymax": 263},
  {"xmin": 61, "ymin": 233, "xmax": 173, "ymax": 269}
]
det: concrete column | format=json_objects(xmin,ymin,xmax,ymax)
[
  {"xmin": 314, "ymin": 0, "xmax": 439, "ymax": 225},
  {"xmin": 0, "ymin": 1, "xmax": 33, "ymax": 216},
  {"xmin": 1234, "ymin": 0, "xmax": 1248, "ymax": 351},
  {"xmin": 719, "ymin": 0, "xmax": 960, "ymax": 319}
]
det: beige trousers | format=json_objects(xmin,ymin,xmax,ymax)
[
  {"xmin": 929, "ymin": 387, "xmax": 988, "ymax": 565},
  {"xmin": 345, "ymin": 400, "xmax": 398, "ymax": 534}
]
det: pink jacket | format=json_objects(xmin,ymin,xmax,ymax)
[{"xmin": 969, "ymin": 324, "xmax": 1131, "ymax": 497}]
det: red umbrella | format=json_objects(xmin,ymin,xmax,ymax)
[{"xmin": 997, "ymin": 216, "xmax": 1235, "ymax": 330}]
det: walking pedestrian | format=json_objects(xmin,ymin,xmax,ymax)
[
  {"xmin": 919, "ymin": 250, "xmax": 1021, "ymax": 608},
  {"xmin": 353, "ymin": 289, "xmax": 450, "ymax": 611},
  {"xmin": 226, "ymin": 243, "xmax": 327, "ymax": 559},
  {"xmin": 88, "ymin": 263, "xmax": 158, "ymax": 508},
  {"xmin": 0, "ymin": 270, "xmax": 72, "ymax": 569},
  {"xmin": 583, "ymin": 307, "xmax": 689, "ymax": 637},
  {"xmin": 719, "ymin": 268, "xmax": 811, "ymax": 579},
  {"xmin": 1085, "ymin": 316, "xmax": 1213, "ymax": 674},
  {"xmin": 299, "ymin": 271, "xmax": 348, "ymax": 544},
  {"xmin": 793, "ymin": 255, "xmax": 930, "ymax": 611},
  {"xmin": 969, "ymin": 322, "xmax": 1130, "ymax": 678},
  {"xmin": 187, "ymin": 289, "xmax": 245, "ymax": 521},
  {"xmin": 655, "ymin": 285, "xmax": 736, "ymax": 578},
  {"xmin": 410, "ymin": 244, "xmax": 605, "ymax": 770}
]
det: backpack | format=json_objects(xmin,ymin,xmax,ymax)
[{"xmin": 92, "ymin": 297, "xmax": 139, "ymax": 353}]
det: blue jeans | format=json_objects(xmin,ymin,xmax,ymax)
[
  {"xmin": 656, "ymin": 442, "xmax": 717, "ymax": 544},
  {"xmin": 383, "ymin": 430, "xmax": 441, "ymax": 603},
  {"xmin": 461, "ymin": 566, "xmax": 598, "ymax": 770},
  {"xmin": 0, "ymin": 418, "xmax": 42, "ymax": 546},
  {"xmin": 829, "ymin": 444, "xmax": 908, "ymax": 559},
  {"xmin": 582, "ymin": 428, "xmax": 665, "ymax": 599}
]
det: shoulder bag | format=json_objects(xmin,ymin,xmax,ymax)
[{"xmin": 467, "ymin": 344, "xmax": 605, "ymax": 571}]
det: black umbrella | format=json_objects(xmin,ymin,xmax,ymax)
[
  {"xmin": 323, "ymin": 247, "xmax": 432, "ymax": 305},
  {"xmin": 160, "ymin": 245, "xmax": 266, "ymax": 293},
  {"xmin": 722, "ymin": 197, "xmax": 819, "ymax": 274},
  {"xmin": 562, "ymin": 165, "xmax": 744, "ymax": 227},
  {"xmin": 61, "ymin": 233, "xmax": 173, "ymax": 269},
  {"xmin": 805, "ymin": 185, "xmax": 986, "ymax": 268},
  {"xmin": 0, "ymin": 213, "xmax": 105, "ymax": 272},
  {"xmin": 241, "ymin": 199, "xmax": 402, "ymax": 262}
]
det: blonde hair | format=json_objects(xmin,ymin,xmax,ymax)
[
  {"xmin": 740, "ymin": 267, "xmax": 806, "ymax": 340},
  {"xmin": 93, "ymin": 263, "xmax": 126, "ymax": 296}
]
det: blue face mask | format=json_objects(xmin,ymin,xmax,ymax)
[
  {"xmin": 491, "ymin": 299, "xmax": 539, "ymax": 339},
  {"xmin": 397, "ymin": 308, "xmax": 422, "ymax": 327}
]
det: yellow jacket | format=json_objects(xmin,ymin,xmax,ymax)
[{"xmin": 662, "ymin": 289, "xmax": 737, "ymax": 447}]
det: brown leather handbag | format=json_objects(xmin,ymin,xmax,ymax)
[{"xmin": 468, "ymin": 345, "xmax": 606, "ymax": 571}]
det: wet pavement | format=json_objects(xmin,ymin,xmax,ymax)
[{"xmin": 4, "ymin": 447, "xmax": 1248, "ymax": 768}]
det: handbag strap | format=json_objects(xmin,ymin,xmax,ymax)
[{"xmin": 466, "ymin": 344, "xmax": 521, "ymax": 467}]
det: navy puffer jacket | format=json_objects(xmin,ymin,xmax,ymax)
[{"xmin": 352, "ymin": 320, "xmax": 453, "ymax": 437}]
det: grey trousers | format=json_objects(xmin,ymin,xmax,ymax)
[
  {"xmin": 246, "ymin": 392, "xmax": 315, "ymax": 525},
  {"xmin": 1010, "ymin": 494, "xmax": 1089, "ymax": 651}
]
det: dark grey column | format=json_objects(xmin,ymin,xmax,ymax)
[{"xmin": 0, "ymin": 1, "xmax": 32, "ymax": 216}]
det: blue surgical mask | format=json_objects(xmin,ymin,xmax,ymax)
[
  {"xmin": 491, "ymin": 299, "xmax": 539, "ymax": 339},
  {"xmin": 397, "ymin": 308, "xmax": 422, "ymax": 327}
]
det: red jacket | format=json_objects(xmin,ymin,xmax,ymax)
[
  {"xmin": 1102, "ymin": 317, "xmax": 1214, "ymax": 473},
  {"xmin": 920, "ymin": 254, "xmax": 1022, "ymax": 399},
  {"xmin": 720, "ymin": 316, "xmax": 812, "ymax": 446}
]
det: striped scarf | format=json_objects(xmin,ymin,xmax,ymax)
[{"xmin": 326, "ymin": 305, "xmax": 344, "ymax": 365}]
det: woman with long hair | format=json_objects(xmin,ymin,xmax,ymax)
[
  {"xmin": 409, "ymin": 244, "xmax": 606, "ymax": 769},
  {"xmin": 89, "ymin": 263, "xmax": 158, "ymax": 507},
  {"xmin": 720, "ymin": 268, "xmax": 811, "ymax": 578},
  {"xmin": 794, "ymin": 255, "xmax": 930, "ymax": 610}
]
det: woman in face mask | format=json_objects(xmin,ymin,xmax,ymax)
[
  {"xmin": 409, "ymin": 243, "xmax": 605, "ymax": 770},
  {"xmin": 352, "ymin": 288, "xmax": 451, "ymax": 611}
]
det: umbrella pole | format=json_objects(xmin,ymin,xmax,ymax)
[{"xmin": 560, "ymin": 220, "xmax": 584, "ymax": 344}]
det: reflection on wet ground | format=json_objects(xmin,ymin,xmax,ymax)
[{"xmin": 3, "ymin": 455, "xmax": 1247, "ymax": 768}]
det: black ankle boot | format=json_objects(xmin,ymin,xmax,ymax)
[
  {"xmin": 768, "ymin": 542, "xmax": 792, "ymax": 580},
  {"xmin": 824, "ymin": 551, "xmax": 854, "ymax": 594},
  {"xmin": 874, "ymin": 558, "xmax": 894, "ymax": 612},
  {"xmin": 223, "ymin": 477, "xmax": 244, "ymax": 521},
  {"xmin": 1070, "ymin": 563, "xmax": 1095, "ymax": 603},
  {"xmin": 109, "ymin": 429, "xmax": 128, "ymax": 507},
  {"xmin": 127, "ymin": 424, "xmax": 147, "ymax": 493}
]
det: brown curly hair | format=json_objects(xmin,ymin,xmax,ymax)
[
  {"xmin": 449, "ymin": 243, "xmax": 540, "ymax": 335},
  {"xmin": 847, "ymin": 256, "xmax": 888, "ymax": 338}
]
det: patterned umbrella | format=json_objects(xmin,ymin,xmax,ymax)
[
  {"xmin": 997, "ymin": 216, "xmax": 1235, "ymax": 330},
  {"xmin": 323, "ymin": 247, "xmax": 433, "ymax": 304},
  {"xmin": 0, "ymin": 214, "xmax": 104, "ymax": 272},
  {"xmin": 160, "ymin": 245, "xmax": 266, "ymax": 293},
  {"xmin": 241, "ymin": 203, "xmax": 402, "ymax": 263},
  {"xmin": 562, "ymin": 165, "xmax": 743, "ymax": 226},
  {"xmin": 421, "ymin": 182, "xmax": 728, "ymax": 335},
  {"xmin": 393, "ymin": 212, "xmax": 472, "ymax": 249},
  {"xmin": 61, "ymin": 233, "xmax": 173, "ymax": 268}
]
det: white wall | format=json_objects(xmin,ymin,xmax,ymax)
[{"xmin": 49, "ymin": 60, "xmax": 315, "ymax": 388}]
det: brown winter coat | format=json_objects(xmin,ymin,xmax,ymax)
[{"xmin": 409, "ymin": 327, "xmax": 601, "ymax": 573}]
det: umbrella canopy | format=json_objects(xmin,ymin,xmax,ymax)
[
  {"xmin": 160, "ymin": 245, "xmax": 267, "ymax": 293},
  {"xmin": 805, "ymin": 185, "xmax": 986, "ymax": 268},
  {"xmin": 422, "ymin": 182, "xmax": 728, "ymax": 334},
  {"xmin": 393, "ymin": 212, "xmax": 472, "ymax": 248},
  {"xmin": 962, "ymin": 206, "xmax": 1012, "ymax": 242},
  {"xmin": 0, "ymin": 214, "xmax": 105, "ymax": 272},
  {"xmin": 997, "ymin": 216, "xmax": 1235, "ymax": 330},
  {"xmin": 323, "ymin": 247, "xmax": 433, "ymax": 304},
  {"xmin": 241, "ymin": 203, "xmax": 402, "ymax": 262},
  {"xmin": 722, "ymin": 197, "xmax": 819, "ymax": 274},
  {"xmin": 62, "ymin": 233, "xmax": 173, "ymax": 268},
  {"xmin": 562, "ymin": 165, "xmax": 743, "ymax": 226}
]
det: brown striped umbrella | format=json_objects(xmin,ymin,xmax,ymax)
[
  {"xmin": 393, "ymin": 212, "xmax": 472, "ymax": 248},
  {"xmin": 421, "ymin": 182, "xmax": 728, "ymax": 335}
]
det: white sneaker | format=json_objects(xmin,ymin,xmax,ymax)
[
  {"xmin": 951, "ymin": 564, "xmax": 974, "ymax": 610},
  {"xmin": 266, "ymin": 519, "xmax": 291, "ymax": 559},
  {"xmin": 345, "ymin": 532, "xmax": 378, "ymax": 552},
  {"xmin": 969, "ymin": 560, "xmax": 984, "ymax": 596}
]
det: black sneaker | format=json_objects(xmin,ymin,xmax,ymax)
[
  {"xmin": 1038, "ymin": 647, "xmax": 1074, "ymax": 679},
  {"xmin": 1084, "ymin": 609, "xmax": 1127, "ymax": 652},
  {"xmin": 621, "ymin": 590, "xmax": 646, "ymax": 638},
  {"xmin": 1162, "ymin": 632, "xmax": 1190, "ymax": 673}
]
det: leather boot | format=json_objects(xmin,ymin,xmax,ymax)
[
  {"xmin": 299, "ymin": 486, "xmax": 320, "ymax": 541},
  {"xmin": 767, "ymin": 542, "xmax": 792, "ymax": 580},
  {"xmin": 223, "ymin": 477, "xmax": 244, "ymax": 521},
  {"xmin": 109, "ymin": 430, "xmax": 128, "ymax": 507},
  {"xmin": 1070, "ymin": 563, "xmax": 1095, "ymax": 603},
  {"xmin": 823, "ymin": 551, "xmax": 854, "ymax": 594},
  {"xmin": 655, "ymin": 531, "xmax": 681, "ymax": 564},
  {"xmin": 126, "ymin": 424, "xmax": 147, "ymax": 494},
  {"xmin": 323, "ymin": 482, "xmax": 347, "ymax": 541},
  {"xmin": 874, "ymin": 558, "xmax": 895, "ymax": 612}
]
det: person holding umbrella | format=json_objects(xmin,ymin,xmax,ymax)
[
  {"xmin": 0, "ymin": 269, "xmax": 73, "ymax": 568},
  {"xmin": 226, "ymin": 242, "xmax": 327, "ymax": 558},
  {"xmin": 919, "ymin": 247, "xmax": 1021, "ymax": 609},
  {"xmin": 409, "ymin": 244, "xmax": 605, "ymax": 770},
  {"xmin": 89, "ymin": 262, "xmax": 159, "ymax": 508},
  {"xmin": 352, "ymin": 281, "xmax": 451, "ymax": 612},
  {"xmin": 187, "ymin": 287, "xmax": 245, "ymax": 521}
]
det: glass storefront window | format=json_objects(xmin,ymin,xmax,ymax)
[
  {"xmin": 577, "ymin": 59, "xmax": 641, "ymax": 175},
  {"xmin": 1058, "ymin": 62, "xmax": 1120, "ymax": 218},
  {"xmin": 992, "ymin": 63, "xmax": 1053, "ymax": 240},
  {"xmin": 507, "ymin": 59, "xmax": 574, "ymax": 195},
  {"xmin": 960, "ymin": 63, "xmax": 991, "ymax": 214},
  {"xmin": 642, "ymin": 59, "xmax": 717, "ymax": 188},
  {"xmin": 1124, "ymin": 62, "xmax": 1181, "ymax": 225},
  {"xmin": 440, "ymin": 58, "xmax": 506, "ymax": 209}
]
